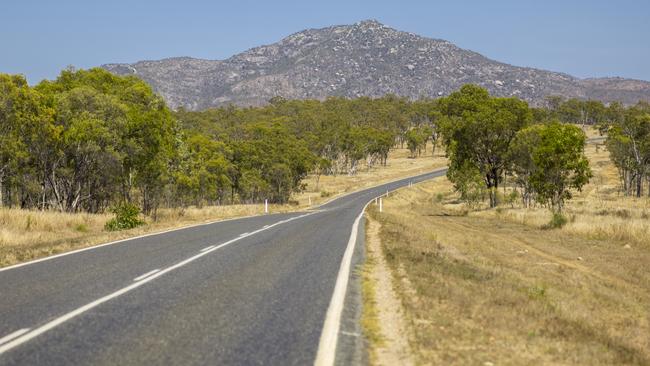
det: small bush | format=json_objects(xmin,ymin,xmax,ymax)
[
  {"xmin": 614, "ymin": 209, "xmax": 631, "ymax": 219},
  {"xmin": 25, "ymin": 215, "xmax": 33, "ymax": 231},
  {"xmin": 504, "ymin": 190, "xmax": 519, "ymax": 207},
  {"xmin": 527, "ymin": 284, "xmax": 548, "ymax": 300},
  {"xmin": 545, "ymin": 212, "xmax": 568, "ymax": 229},
  {"xmin": 451, "ymin": 163, "xmax": 487, "ymax": 210},
  {"xmin": 105, "ymin": 203, "xmax": 145, "ymax": 231},
  {"xmin": 435, "ymin": 193, "xmax": 444, "ymax": 203},
  {"xmin": 75, "ymin": 223, "xmax": 89, "ymax": 233},
  {"xmin": 320, "ymin": 191, "xmax": 332, "ymax": 198}
]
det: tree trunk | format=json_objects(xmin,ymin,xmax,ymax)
[{"xmin": 0, "ymin": 174, "xmax": 4, "ymax": 208}]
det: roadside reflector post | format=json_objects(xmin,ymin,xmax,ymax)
[
  {"xmin": 265, "ymin": 199, "xmax": 268, "ymax": 214},
  {"xmin": 309, "ymin": 196, "xmax": 312, "ymax": 206},
  {"xmin": 374, "ymin": 197, "xmax": 378, "ymax": 205},
  {"xmin": 379, "ymin": 197, "xmax": 383, "ymax": 213}
]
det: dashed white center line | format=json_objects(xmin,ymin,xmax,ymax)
[
  {"xmin": 0, "ymin": 212, "xmax": 319, "ymax": 356},
  {"xmin": 200, "ymin": 245, "xmax": 216, "ymax": 252},
  {"xmin": 0, "ymin": 329, "xmax": 30, "ymax": 346},
  {"xmin": 133, "ymin": 269, "xmax": 160, "ymax": 282},
  {"xmin": 239, "ymin": 232, "xmax": 250, "ymax": 237}
]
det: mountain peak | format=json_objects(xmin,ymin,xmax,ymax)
[
  {"xmin": 102, "ymin": 21, "xmax": 650, "ymax": 110},
  {"xmin": 354, "ymin": 19, "xmax": 386, "ymax": 28}
]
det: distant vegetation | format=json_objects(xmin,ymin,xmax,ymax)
[
  {"xmin": 536, "ymin": 95, "xmax": 650, "ymax": 199},
  {"xmin": 438, "ymin": 85, "xmax": 592, "ymax": 213},
  {"xmin": 0, "ymin": 68, "xmax": 438, "ymax": 216},
  {"xmin": 1, "ymin": 67, "xmax": 649, "ymax": 220}
]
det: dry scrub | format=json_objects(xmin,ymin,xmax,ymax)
[
  {"xmin": 365, "ymin": 164, "xmax": 650, "ymax": 364},
  {"xmin": 474, "ymin": 139, "xmax": 650, "ymax": 248},
  {"xmin": 0, "ymin": 145, "xmax": 446, "ymax": 268}
]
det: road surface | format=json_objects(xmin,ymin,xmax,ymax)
[{"xmin": 0, "ymin": 169, "xmax": 446, "ymax": 365}]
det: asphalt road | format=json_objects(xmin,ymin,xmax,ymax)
[{"xmin": 0, "ymin": 168, "xmax": 446, "ymax": 365}]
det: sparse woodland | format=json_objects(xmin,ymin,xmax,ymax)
[
  {"xmin": 0, "ymin": 68, "xmax": 439, "ymax": 217},
  {"xmin": 1, "ymin": 67, "xmax": 649, "ymax": 224}
]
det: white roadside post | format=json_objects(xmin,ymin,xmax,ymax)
[
  {"xmin": 309, "ymin": 196, "xmax": 312, "ymax": 206},
  {"xmin": 265, "ymin": 199, "xmax": 268, "ymax": 214},
  {"xmin": 379, "ymin": 197, "xmax": 383, "ymax": 213}
]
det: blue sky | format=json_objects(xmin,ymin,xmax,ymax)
[{"xmin": 2, "ymin": 0, "xmax": 649, "ymax": 83}]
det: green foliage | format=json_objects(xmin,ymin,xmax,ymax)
[
  {"xmin": 543, "ymin": 96, "xmax": 608, "ymax": 125},
  {"xmin": 0, "ymin": 68, "xmax": 176, "ymax": 214},
  {"xmin": 439, "ymin": 84, "xmax": 532, "ymax": 207},
  {"xmin": 545, "ymin": 212, "xmax": 568, "ymax": 229},
  {"xmin": 510, "ymin": 122, "xmax": 592, "ymax": 213},
  {"xmin": 449, "ymin": 162, "xmax": 487, "ymax": 209},
  {"xmin": 603, "ymin": 102, "xmax": 650, "ymax": 197},
  {"xmin": 405, "ymin": 126, "xmax": 430, "ymax": 157},
  {"xmin": 104, "ymin": 202, "xmax": 144, "ymax": 231},
  {"xmin": 75, "ymin": 223, "xmax": 89, "ymax": 232},
  {"xmin": 502, "ymin": 189, "xmax": 519, "ymax": 207}
]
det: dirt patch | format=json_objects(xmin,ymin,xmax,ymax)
[{"xmin": 363, "ymin": 215, "xmax": 415, "ymax": 366}]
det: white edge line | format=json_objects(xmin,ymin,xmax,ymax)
[
  {"xmin": 314, "ymin": 200, "xmax": 367, "ymax": 366},
  {"xmin": 0, "ymin": 211, "xmax": 318, "ymax": 356},
  {"xmin": 0, "ymin": 329, "xmax": 30, "ymax": 346},
  {"xmin": 0, "ymin": 168, "xmax": 446, "ymax": 273},
  {"xmin": 314, "ymin": 169, "xmax": 447, "ymax": 366},
  {"xmin": 314, "ymin": 167, "xmax": 447, "ymax": 209},
  {"xmin": 133, "ymin": 269, "xmax": 160, "ymax": 282},
  {"xmin": 0, "ymin": 213, "xmax": 262, "ymax": 273}
]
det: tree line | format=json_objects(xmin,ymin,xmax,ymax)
[
  {"xmin": 2, "ymin": 67, "xmax": 648, "ymax": 219},
  {"xmin": 599, "ymin": 102, "xmax": 650, "ymax": 197},
  {"xmin": 438, "ymin": 85, "xmax": 591, "ymax": 213},
  {"xmin": 533, "ymin": 95, "xmax": 624, "ymax": 127},
  {"xmin": 0, "ymin": 68, "xmax": 439, "ymax": 214}
]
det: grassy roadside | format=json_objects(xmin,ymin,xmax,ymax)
[
  {"xmin": 362, "ymin": 214, "xmax": 415, "ymax": 366},
  {"xmin": 474, "ymin": 139, "xmax": 650, "ymax": 248},
  {"xmin": 0, "ymin": 145, "xmax": 446, "ymax": 268},
  {"xmin": 362, "ymin": 143, "xmax": 650, "ymax": 364}
]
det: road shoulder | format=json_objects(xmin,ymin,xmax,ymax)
[{"xmin": 360, "ymin": 213, "xmax": 414, "ymax": 366}]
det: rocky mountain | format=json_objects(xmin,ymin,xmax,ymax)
[{"xmin": 102, "ymin": 20, "xmax": 650, "ymax": 110}]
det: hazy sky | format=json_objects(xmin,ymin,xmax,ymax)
[{"xmin": 2, "ymin": 0, "xmax": 649, "ymax": 83}]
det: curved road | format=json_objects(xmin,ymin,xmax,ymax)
[{"xmin": 0, "ymin": 169, "xmax": 446, "ymax": 365}]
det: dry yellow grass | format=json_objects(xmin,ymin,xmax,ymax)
[
  {"xmin": 367, "ymin": 181, "xmax": 650, "ymax": 365},
  {"xmin": 364, "ymin": 143, "xmax": 650, "ymax": 364},
  {"xmin": 474, "ymin": 139, "xmax": 650, "ymax": 248},
  {"xmin": 294, "ymin": 143, "xmax": 446, "ymax": 207},
  {"xmin": 0, "ymin": 204, "xmax": 282, "ymax": 267},
  {"xmin": 362, "ymin": 215, "xmax": 415, "ymax": 366},
  {"xmin": 0, "ymin": 145, "xmax": 446, "ymax": 268}
]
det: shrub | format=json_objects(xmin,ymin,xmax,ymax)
[
  {"xmin": 504, "ymin": 190, "xmax": 519, "ymax": 207},
  {"xmin": 545, "ymin": 212, "xmax": 568, "ymax": 229},
  {"xmin": 75, "ymin": 223, "xmax": 89, "ymax": 233},
  {"xmin": 105, "ymin": 203, "xmax": 145, "ymax": 231},
  {"xmin": 452, "ymin": 165, "xmax": 487, "ymax": 210}
]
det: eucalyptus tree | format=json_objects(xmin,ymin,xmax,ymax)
[{"xmin": 438, "ymin": 84, "xmax": 532, "ymax": 207}]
